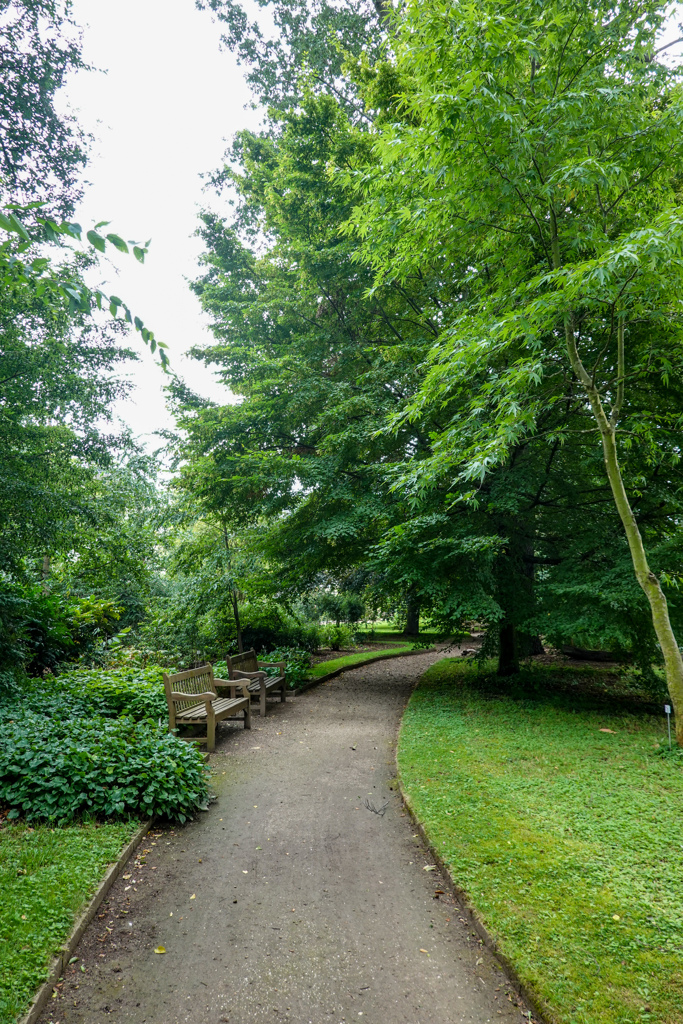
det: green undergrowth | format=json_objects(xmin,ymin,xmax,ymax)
[
  {"xmin": 0, "ymin": 819, "xmax": 141, "ymax": 1024},
  {"xmin": 307, "ymin": 643, "xmax": 413, "ymax": 677},
  {"xmin": 398, "ymin": 658, "xmax": 683, "ymax": 1024}
]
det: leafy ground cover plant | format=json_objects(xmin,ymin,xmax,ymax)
[
  {"xmin": 0, "ymin": 818, "xmax": 141, "ymax": 1023},
  {"xmin": 0, "ymin": 712, "xmax": 208, "ymax": 823},
  {"xmin": 20, "ymin": 666, "xmax": 170, "ymax": 721},
  {"xmin": 261, "ymin": 648, "xmax": 311, "ymax": 689},
  {"xmin": 398, "ymin": 659, "xmax": 683, "ymax": 1024}
]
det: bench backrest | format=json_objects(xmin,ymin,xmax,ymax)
[
  {"xmin": 163, "ymin": 665, "xmax": 217, "ymax": 714},
  {"xmin": 226, "ymin": 649, "xmax": 258, "ymax": 677}
]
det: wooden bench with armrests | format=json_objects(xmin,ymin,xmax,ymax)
[
  {"xmin": 163, "ymin": 664, "xmax": 251, "ymax": 752},
  {"xmin": 223, "ymin": 649, "xmax": 286, "ymax": 717}
]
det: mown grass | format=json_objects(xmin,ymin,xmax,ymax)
[
  {"xmin": 398, "ymin": 658, "xmax": 683, "ymax": 1024},
  {"xmin": 0, "ymin": 819, "xmax": 141, "ymax": 1024},
  {"xmin": 307, "ymin": 643, "xmax": 413, "ymax": 677}
]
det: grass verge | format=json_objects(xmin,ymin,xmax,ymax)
[
  {"xmin": 0, "ymin": 819, "xmax": 141, "ymax": 1024},
  {"xmin": 307, "ymin": 643, "xmax": 413, "ymax": 677},
  {"xmin": 398, "ymin": 658, "xmax": 683, "ymax": 1024}
]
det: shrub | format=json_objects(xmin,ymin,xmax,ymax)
[
  {"xmin": 261, "ymin": 647, "xmax": 312, "ymax": 688},
  {"xmin": 321, "ymin": 623, "xmax": 356, "ymax": 651},
  {"xmin": 21, "ymin": 666, "xmax": 170, "ymax": 722},
  {"xmin": 0, "ymin": 712, "xmax": 209, "ymax": 823}
]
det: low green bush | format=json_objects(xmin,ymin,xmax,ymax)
[
  {"xmin": 262, "ymin": 647, "xmax": 312, "ymax": 688},
  {"xmin": 20, "ymin": 666, "xmax": 170, "ymax": 721},
  {"xmin": 320, "ymin": 623, "xmax": 356, "ymax": 650},
  {"xmin": 0, "ymin": 712, "xmax": 209, "ymax": 823}
]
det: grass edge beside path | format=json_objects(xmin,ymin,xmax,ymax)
[
  {"xmin": 0, "ymin": 818, "xmax": 141, "ymax": 1024},
  {"xmin": 306, "ymin": 643, "xmax": 415, "ymax": 677},
  {"xmin": 397, "ymin": 658, "xmax": 683, "ymax": 1024}
]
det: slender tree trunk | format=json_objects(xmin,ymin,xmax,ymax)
[
  {"xmin": 231, "ymin": 589, "xmax": 243, "ymax": 653},
  {"xmin": 41, "ymin": 554, "xmax": 50, "ymax": 594},
  {"xmin": 564, "ymin": 316, "xmax": 683, "ymax": 740},
  {"xmin": 223, "ymin": 524, "xmax": 243, "ymax": 654},
  {"xmin": 403, "ymin": 592, "xmax": 420, "ymax": 636}
]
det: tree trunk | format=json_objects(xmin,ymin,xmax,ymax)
[
  {"xmin": 564, "ymin": 316, "xmax": 683, "ymax": 741},
  {"xmin": 497, "ymin": 622, "xmax": 519, "ymax": 676},
  {"xmin": 231, "ymin": 589, "xmax": 243, "ymax": 654},
  {"xmin": 223, "ymin": 523, "xmax": 243, "ymax": 653},
  {"xmin": 41, "ymin": 554, "xmax": 50, "ymax": 594},
  {"xmin": 403, "ymin": 593, "xmax": 420, "ymax": 636}
]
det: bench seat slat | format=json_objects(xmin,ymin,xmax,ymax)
[{"xmin": 175, "ymin": 697, "xmax": 248, "ymax": 721}]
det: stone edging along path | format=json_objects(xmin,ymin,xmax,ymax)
[
  {"xmin": 396, "ymin": 699, "xmax": 548, "ymax": 1024},
  {"xmin": 293, "ymin": 643, "xmax": 437, "ymax": 694},
  {"xmin": 18, "ymin": 818, "xmax": 153, "ymax": 1024}
]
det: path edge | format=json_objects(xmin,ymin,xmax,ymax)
[
  {"xmin": 293, "ymin": 645, "xmax": 436, "ymax": 695},
  {"xmin": 17, "ymin": 817, "xmax": 153, "ymax": 1024},
  {"xmin": 395, "ymin": 699, "xmax": 549, "ymax": 1024}
]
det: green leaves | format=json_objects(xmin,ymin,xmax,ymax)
[
  {"xmin": 0, "ymin": 702, "xmax": 209, "ymax": 823},
  {"xmin": 0, "ymin": 204, "xmax": 165, "ymax": 367},
  {"xmin": 86, "ymin": 228, "xmax": 106, "ymax": 252}
]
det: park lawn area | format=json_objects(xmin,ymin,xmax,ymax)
[
  {"xmin": 398, "ymin": 658, "xmax": 683, "ymax": 1024},
  {"xmin": 307, "ymin": 643, "xmax": 412, "ymax": 677},
  {"xmin": 0, "ymin": 819, "xmax": 141, "ymax": 1024}
]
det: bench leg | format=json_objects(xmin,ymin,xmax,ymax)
[
  {"xmin": 280, "ymin": 682, "xmax": 286, "ymax": 703},
  {"xmin": 206, "ymin": 714, "xmax": 216, "ymax": 752},
  {"xmin": 244, "ymin": 702, "xmax": 251, "ymax": 729},
  {"xmin": 260, "ymin": 685, "xmax": 266, "ymax": 717}
]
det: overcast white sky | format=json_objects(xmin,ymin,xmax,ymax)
[{"xmin": 62, "ymin": 0, "xmax": 260, "ymax": 450}]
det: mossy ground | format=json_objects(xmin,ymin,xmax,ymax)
[
  {"xmin": 0, "ymin": 819, "xmax": 141, "ymax": 1023},
  {"xmin": 398, "ymin": 658, "xmax": 683, "ymax": 1024}
]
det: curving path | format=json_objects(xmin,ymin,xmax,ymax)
[{"xmin": 40, "ymin": 651, "xmax": 534, "ymax": 1024}]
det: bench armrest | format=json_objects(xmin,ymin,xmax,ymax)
[
  {"xmin": 170, "ymin": 691, "xmax": 216, "ymax": 703},
  {"xmin": 233, "ymin": 669, "xmax": 267, "ymax": 680},
  {"xmin": 214, "ymin": 679, "xmax": 250, "ymax": 700}
]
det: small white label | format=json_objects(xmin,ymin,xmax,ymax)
[{"xmin": 665, "ymin": 705, "xmax": 672, "ymax": 714}]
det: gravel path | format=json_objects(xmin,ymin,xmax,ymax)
[{"xmin": 41, "ymin": 651, "xmax": 533, "ymax": 1024}]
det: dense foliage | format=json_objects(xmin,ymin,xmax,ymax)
[{"xmin": 0, "ymin": 710, "xmax": 209, "ymax": 823}]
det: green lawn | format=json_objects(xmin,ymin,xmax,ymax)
[
  {"xmin": 357, "ymin": 622, "xmax": 444, "ymax": 641},
  {"xmin": 0, "ymin": 819, "xmax": 141, "ymax": 1024},
  {"xmin": 307, "ymin": 643, "xmax": 413, "ymax": 677},
  {"xmin": 398, "ymin": 658, "xmax": 683, "ymax": 1024}
]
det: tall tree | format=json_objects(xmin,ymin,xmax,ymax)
[{"xmin": 350, "ymin": 0, "xmax": 683, "ymax": 725}]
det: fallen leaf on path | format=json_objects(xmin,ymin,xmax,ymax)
[
  {"xmin": 154, "ymin": 946, "xmax": 166, "ymax": 954},
  {"xmin": 423, "ymin": 865, "xmax": 436, "ymax": 871},
  {"xmin": 190, "ymin": 894, "xmax": 196, "ymax": 899},
  {"xmin": 122, "ymin": 874, "xmax": 131, "ymax": 880},
  {"xmin": 419, "ymin": 948, "xmax": 429, "ymax": 954},
  {"xmin": 599, "ymin": 728, "xmax": 616, "ymax": 733},
  {"xmin": 351, "ymin": 744, "xmax": 357, "ymax": 750}
]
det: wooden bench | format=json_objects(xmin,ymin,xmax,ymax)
[
  {"xmin": 163, "ymin": 664, "xmax": 251, "ymax": 752},
  {"xmin": 224, "ymin": 649, "xmax": 286, "ymax": 717}
]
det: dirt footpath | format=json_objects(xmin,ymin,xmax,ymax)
[{"xmin": 41, "ymin": 651, "xmax": 534, "ymax": 1024}]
